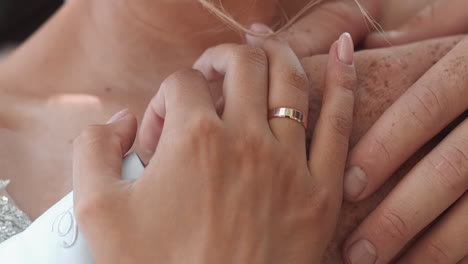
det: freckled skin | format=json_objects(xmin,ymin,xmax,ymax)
[{"xmin": 301, "ymin": 35, "xmax": 465, "ymax": 263}]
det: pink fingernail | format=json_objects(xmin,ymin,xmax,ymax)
[
  {"xmin": 344, "ymin": 167, "xmax": 368, "ymax": 199},
  {"xmin": 346, "ymin": 239, "xmax": 377, "ymax": 264},
  {"xmin": 246, "ymin": 24, "xmax": 273, "ymax": 46},
  {"xmin": 337, "ymin": 32, "xmax": 354, "ymax": 65},
  {"xmin": 107, "ymin": 109, "xmax": 129, "ymax": 124},
  {"xmin": 250, "ymin": 23, "xmax": 273, "ymax": 34}
]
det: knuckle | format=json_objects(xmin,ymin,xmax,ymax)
[
  {"xmin": 280, "ymin": 65, "xmax": 309, "ymax": 93},
  {"xmin": 327, "ymin": 110, "xmax": 353, "ymax": 140},
  {"xmin": 328, "ymin": 62, "xmax": 356, "ymax": 90},
  {"xmin": 190, "ymin": 113, "xmax": 222, "ymax": 135},
  {"xmin": 336, "ymin": 70, "xmax": 357, "ymax": 91},
  {"xmin": 298, "ymin": 186, "xmax": 338, "ymax": 226},
  {"xmin": 241, "ymin": 131, "xmax": 270, "ymax": 154},
  {"xmin": 74, "ymin": 192, "xmax": 111, "ymax": 225},
  {"xmin": 404, "ymin": 85, "xmax": 447, "ymax": 128},
  {"xmin": 429, "ymin": 143, "xmax": 468, "ymax": 191},
  {"xmin": 376, "ymin": 208, "xmax": 409, "ymax": 243},
  {"xmin": 74, "ymin": 125, "xmax": 121, "ymax": 153},
  {"xmin": 308, "ymin": 187, "xmax": 333, "ymax": 217},
  {"xmin": 234, "ymin": 130, "xmax": 274, "ymax": 166},
  {"xmin": 75, "ymin": 125, "xmax": 108, "ymax": 147},
  {"xmin": 364, "ymin": 130, "xmax": 394, "ymax": 161},
  {"xmin": 162, "ymin": 69, "xmax": 205, "ymax": 91},
  {"xmin": 186, "ymin": 113, "xmax": 223, "ymax": 145},
  {"xmin": 423, "ymin": 239, "xmax": 450, "ymax": 263},
  {"xmin": 233, "ymin": 46, "xmax": 267, "ymax": 69}
]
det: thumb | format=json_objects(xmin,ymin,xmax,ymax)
[
  {"xmin": 278, "ymin": 0, "xmax": 383, "ymax": 57},
  {"xmin": 73, "ymin": 109, "xmax": 137, "ymax": 199},
  {"xmin": 366, "ymin": 0, "xmax": 468, "ymax": 48}
]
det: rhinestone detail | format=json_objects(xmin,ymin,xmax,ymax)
[{"xmin": 0, "ymin": 180, "xmax": 31, "ymax": 243}]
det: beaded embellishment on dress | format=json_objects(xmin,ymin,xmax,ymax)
[{"xmin": 0, "ymin": 180, "xmax": 31, "ymax": 243}]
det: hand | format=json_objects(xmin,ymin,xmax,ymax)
[
  {"xmin": 277, "ymin": 0, "xmax": 385, "ymax": 57},
  {"xmin": 342, "ymin": 35, "xmax": 468, "ymax": 263},
  {"xmin": 73, "ymin": 34, "xmax": 357, "ymax": 263},
  {"xmin": 366, "ymin": 0, "xmax": 468, "ymax": 48},
  {"xmin": 289, "ymin": 35, "xmax": 462, "ymax": 263}
]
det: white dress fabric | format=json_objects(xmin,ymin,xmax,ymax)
[{"xmin": 0, "ymin": 153, "xmax": 145, "ymax": 263}]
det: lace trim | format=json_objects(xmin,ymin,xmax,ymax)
[{"xmin": 0, "ymin": 180, "xmax": 31, "ymax": 243}]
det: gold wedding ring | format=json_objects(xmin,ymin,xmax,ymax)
[{"xmin": 269, "ymin": 108, "xmax": 307, "ymax": 129}]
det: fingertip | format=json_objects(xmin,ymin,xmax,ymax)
[
  {"xmin": 245, "ymin": 23, "xmax": 273, "ymax": 47},
  {"xmin": 343, "ymin": 238, "xmax": 378, "ymax": 264},
  {"xmin": 106, "ymin": 109, "xmax": 138, "ymax": 132},
  {"xmin": 139, "ymin": 109, "xmax": 164, "ymax": 155},
  {"xmin": 250, "ymin": 23, "xmax": 273, "ymax": 34},
  {"xmin": 107, "ymin": 109, "xmax": 130, "ymax": 124},
  {"xmin": 108, "ymin": 111, "xmax": 138, "ymax": 154},
  {"xmin": 337, "ymin": 32, "xmax": 354, "ymax": 65},
  {"xmin": 193, "ymin": 55, "xmax": 218, "ymax": 81},
  {"xmin": 328, "ymin": 33, "xmax": 355, "ymax": 70},
  {"xmin": 326, "ymin": 34, "xmax": 357, "ymax": 92},
  {"xmin": 343, "ymin": 166, "xmax": 369, "ymax": 202}
]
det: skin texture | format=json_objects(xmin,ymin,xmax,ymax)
[
  {"xmin": 367, "ymin": 0, "xmax": 468, "ymax": 47},
  {"xmin": 0, "ymin": 0, "xmax": 390, "ymax": 220},
  {"xmin": 301, "ymin": 35, "xmax": 465, "ymax": 263},
  {"xmin": 342, "ymin": 3, "xmax": 468, "ymax": 262},
  {"xmin": 73, "ymin": 37, "xmax": 357, "ymax": 264},
  {"xmin": 0, "ymin": 0, "xmax": 459, "ymax": 262}
]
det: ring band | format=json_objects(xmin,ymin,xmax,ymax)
[{"xmin": 269, "ymin": 108, "xmax": 307, "ymax": 129}]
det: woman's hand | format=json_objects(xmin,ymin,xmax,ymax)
[
  {"xmin": 73, "ymin": 33, "xmax": 357, "ymax": 264},
  {"xmin": 366, "ymin": 0, "xmax": 468, "ymax": 48},
  {"xmin": 342, "ymin": 35, "xmax": 468, "ymax": 263}
]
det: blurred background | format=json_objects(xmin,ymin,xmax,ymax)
[
  {"xmin": 0, "ymin": 0, "xmax": 62, "ymax": 58},
  {"xmin": 0, "ymin": 0, "xmax": 62, "ymax": 43}
]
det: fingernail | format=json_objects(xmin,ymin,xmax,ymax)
[
  {"xmin": 107, "ymin": 109, "xmax": 129, "ymax": 124},
  {"xmin": 337, "ymin": 32, "xmax": 354, "ymax": 65},
  {"xmin": 250, "ymin": 23, "xmax": 273, "ymax": 34},
  {"xmin": 344, "ymin": 167, "xmax": 368, "ymax": 199},
  {"xmin": 246, "ymin": 24, "xmax": 273, "ymax": 46},
  {"xmin": 346, "ymin": 239, "xmax": 377, "ymax": 264}
]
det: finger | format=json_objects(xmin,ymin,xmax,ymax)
[
  {"xmin": 246, "ymin": 25, "xmax": 310, "ymax": 151},
  {"xmin": 460, "ymin": 256, "xmax": 468, "ymax": 264},
  {"xmin": 366, "ymin": 0, "xmax": 468, "ymax": 48},
  {"xmin": 344, "ymin": 37, "xmax": 468, "ymax": 202},
  {"xmin": 309, "ymin": 33, "xmax": 356, "ymax": 200},
  {"xmin": 398, "ymin": 193, "xmax": 468, "ymax": 264},
  {"xmin": 193, "ymin": 43, "xmax": 269, "ymax": 127},
  {"xmin": 344, "ymin": 120, "xmax": 468, "ymax": 264},
  {"xmin": 279, "ymin": 0, "xmax": 383, "ymax": 57},
  {"xmin": 73, "ymin": 109, "xmax": 137, "ymax": 199},
  {"xmin": 138, "ymin": 69, "xmax": 217, "ymax": 155}
]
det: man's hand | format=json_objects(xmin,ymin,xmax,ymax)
[
  {"xmin": 279, "ymin": 0, "xmax": 384, "ymax": 57},
  {"xmin": 342, "ymin": 34, "xmax": 468, "ymax": 263},
  {"xmin": 299, "ymin": 35, "xmax": 464, "ymax": 263}
]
